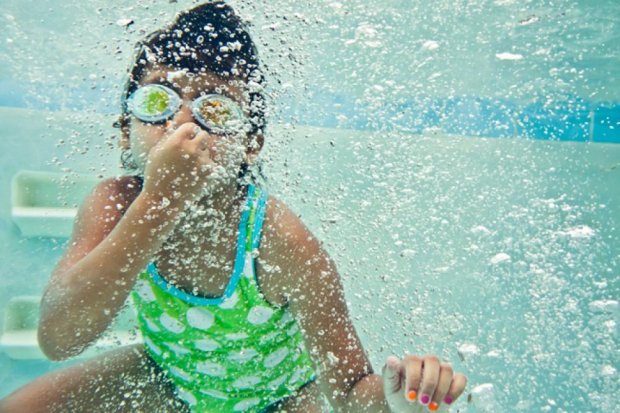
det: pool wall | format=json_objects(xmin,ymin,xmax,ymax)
[{"xmin": 1, "ymin": 106, "xmax": 618, "ymax": 411}]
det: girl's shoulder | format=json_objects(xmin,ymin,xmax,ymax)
[
  {"xmin": 76, "ymin": 175, "xmax": 143, "ymax": 226},
  {"xmin": 260, "ymin": 194, "xmax": 321, "ymax": 253},
  {"xmin": 257, "ymin": 194, "xmax": 325, "ymax": 298},
  {"xmin": 92, "ymin": 174, "xmax": 143, "ymax": 210},
  {"xmin": 261, "ymin": 195, "xmax": 303, "ymax": 244},
  {"xmin": 61, "ymin": 175, "xmax": 144, "ymax": 258}
]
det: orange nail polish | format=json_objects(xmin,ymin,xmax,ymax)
[
  {"xmin": 407, "ymin": 390, "xmax": 417, "ymax": 401},
  {"xmin": 429, "ymin": 401, "xmax": 439, "ymax": 411}
]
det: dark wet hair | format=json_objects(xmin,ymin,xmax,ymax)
[{"xmin": 117, "ymin": 1, "xmax": 267, "ymax": 186}]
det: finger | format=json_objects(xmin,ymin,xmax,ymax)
[
  {"xmin": 190, "ymin": 126, "xmax": 202, "ymax": 140},
  {"xmin": 198, "ymin": 133, "xmax": 210, "ymax": 151},
  {"xmin": 443, "ymin": 373, "xmax": 468, "ymax": 407},
  {"xmin": 403, "ymin": 354, "xmax": 423, "ymax": 402},
  {"xmin": 417, "ymin": 355, "xmax": 440, "ymax": 408},
  {"xmin": 171, "ymin": 122, "xmax": 201, "ymax": 140},
  {"xmin": 198, "ymin": 137, "xmax": 217, "ymax": 171},
  {"xmin": 187, "ymin": 131, "xmax": 209, "ymax": 151},
  {"xmin": 429, "ymin": 362, "xmax": 453, "ymax": 411},
  {"xmin": 381, "ymin": 356, "xmax": 404, "ymax": 395},
  {"xmin": 205, "ymin": 133, "xmax": 218, "ymax": 159}
]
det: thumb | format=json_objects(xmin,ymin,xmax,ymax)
[{"xmin": 382, "ymin": 355, "xmax": 404, "ymax": 396}]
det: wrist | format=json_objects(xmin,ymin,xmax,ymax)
[
  {"xmin": 142, "ymin": 176, "xmax": 204, "ymax": 205},
  {"xmin": 136, "ymin": 190, "xmax": 187, "ymax": 219},
  {"xmin": 342, "ymin": 374, "xmax": 392, "ymax": 413}
]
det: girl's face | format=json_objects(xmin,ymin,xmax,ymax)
[{"xmin": 121, "ymin": 63, "xmax": 262, "ymax": 181}]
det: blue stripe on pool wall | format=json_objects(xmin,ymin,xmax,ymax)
[
  {"xmin": 516, "ymin": 100, "xmax": 592, "ymax": 142},
  {"xmin": 439, "ymin": 97, "xmax": 518, "ymax": 138},
  {"xmin": 0, "ymin": 80, "xmax": 28, "ymax": 108},
  {"xmin": 274, "ymin": 89, "xmax": 619, "ymax": 143},
  {"xmin": 1, "ymin": 81, "xmax": 618, "ymax": 143},
  {"xmin": 593, "ymin": 105, "xmax": 620, "ymax": 143}
]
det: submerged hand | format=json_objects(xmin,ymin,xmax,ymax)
[
  {"xmin": 143, "ymin": 122, "xmax": 216, "ymax": 203},
  {"xmin": 382, "ymin": 354, "xmax": 467, "ymax": 412}
]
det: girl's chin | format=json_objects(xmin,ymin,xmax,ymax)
[
  {"xmin": 134, "ymin": 160, "xmax": 244, "ymax": 194},
  {"xmin": 201, "ymin": 165, "xmax": 242, "ymax": 191}
]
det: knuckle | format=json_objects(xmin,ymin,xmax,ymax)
[
  {"xmin": 404, "ymin": 354, "xmax": 422, "ymax": 364},
  {"xmin": 440, "ymin": 363, "xmax": 453, "ymax": 375},
  {"xmin": 424, "ymin": 354, "xmax": 440, "ymax": 364},
  {"xmin": 180, "ymin": 122, "xmax": 197, "ymax": 131},
  {"xmin": 452, "ymin": 373, "xmax": 467, "ymax": 391},
  {"xmin": 384, "ymin": 355, "xmax": 401, "ymax": 369},
  {"xmin": 176, "ymin": 123, "xmax": 198, "ymax": 138},
  {"xmin": 169, "ymin": 134, "xmax": 184, "ymax": 146}
]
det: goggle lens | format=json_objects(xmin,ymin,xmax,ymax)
[
  {"xmin": 127, "ymin": 84, "xmax": 180, "ymax": 123},
  {"xmin": 127, "ymin": 85, "xmax": 247, "ymax": 134},
  {"xmin": 192, "ymin": 95, "xmax": 246, "ymax": 134}
]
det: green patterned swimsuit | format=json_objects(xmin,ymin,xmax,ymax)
[{"xmin": 131, "ymin": 184, "xmax": 317, "ymax": 412}]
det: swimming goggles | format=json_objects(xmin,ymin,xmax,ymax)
[{"xmin": 126, "ymin": 84, "xmax": 249, "ymax": 134}]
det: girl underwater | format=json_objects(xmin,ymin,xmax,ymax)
[{"xmin": 0, "ymin": 2, "xmax": 466, "ymax": 412}]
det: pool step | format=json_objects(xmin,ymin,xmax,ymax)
[
  {"xmin": 11, "ymin": 170, "xmax": 100, "ymax": 237},
  {"xmin": 0, "ymin": 296, "xmax": 142, "ymax": 360}
]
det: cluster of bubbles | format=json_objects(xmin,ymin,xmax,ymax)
[{"xmin": 1, "ymin": 0, "xmax": 618, "ymax": 411}]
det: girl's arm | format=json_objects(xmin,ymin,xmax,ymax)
[
  {"xmin": 259, "ymin": 198, "xmax": 466, "ymax": 413},
  {"xmin": 259, "ymin": 197, "xmax": 388, "ymax": 412},
  {"xmin": 38, "ymin": 177, "xmax": 186, "ymax": 360},
  {"xmin": 39, "ymin": 123, "xmax": 214, "ymax": 360}
]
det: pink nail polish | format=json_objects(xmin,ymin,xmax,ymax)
[
  {"xmin": 444, "ymin": 396, "xmax": 453, "ymax": 405},
  {"xmin": 420, "ymin": 394, "xmax": 430, "ymax": 405}
]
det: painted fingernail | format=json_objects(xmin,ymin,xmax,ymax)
[
  {"xmin": 443, "ymin": 396, "xmax": 453, "ymax": 405},
  {"xmin": 429, "ymin": 401, "xmax": 439, "ymax": 411},
  {"xmin": 420, "ymin": 393, "xmax": 430, "ymax": 405},
  {"xmin": 407, "ymin": 390, "xmax": 417, "ymax": 401}
]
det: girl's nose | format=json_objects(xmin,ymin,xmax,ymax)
[{"xmin": 166, "ymin": 102, "xmax": 194, "ymax": 128}]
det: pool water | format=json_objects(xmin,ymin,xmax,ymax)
[{"xmin": 1, "ymin": 0, "xmax": 619, "ymax": 412}]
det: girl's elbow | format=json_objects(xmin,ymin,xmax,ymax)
[
  {"xmin": 37, "ymin": 322, "xmax": 83, "ymax": 361},
  {"xmin": 40, "ymin": 346, "xmax": 73, "ymax": 362}
]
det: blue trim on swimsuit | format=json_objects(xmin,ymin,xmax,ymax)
[
  {"xmin": 250, "ymin": 189, "xmax": 270, "ymax": 300},
  {"xmin": 146, "ymin": 185, "xmax": 256, "ymax": 306},
  {"xmin": 252, "ymin": 189, "xmax": 268, "ymax": 250}
]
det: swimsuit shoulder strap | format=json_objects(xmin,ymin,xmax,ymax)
[{"xmin": 245, "ymin": 184, "xmax": 268, "ymax": 253}]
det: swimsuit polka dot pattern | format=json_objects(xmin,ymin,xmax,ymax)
[{"xmin": 131, "ymin": 185, "xmax": 317, "ymax": 412}]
